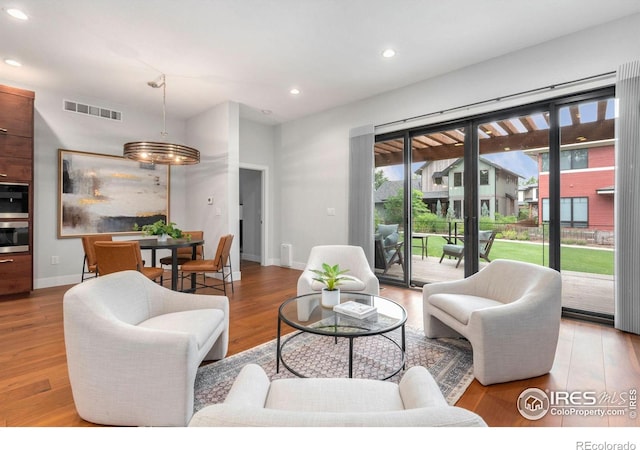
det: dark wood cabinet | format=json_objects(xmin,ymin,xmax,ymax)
[{"xmin": 0, "ymin": 84, "xmax": 34, "ymax": 295}]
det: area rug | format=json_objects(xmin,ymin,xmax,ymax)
[{"xmin": 194, "ymin": 326, "xmax": 474, "ymax": 412}]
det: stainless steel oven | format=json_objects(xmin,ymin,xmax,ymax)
[
  {"xmin": 0, "ymin": 182, "xmax": 29, "ymax": 219},
  {"xmin": 0, "ymin": 221, "xmax": 29, "ymax": 253}
]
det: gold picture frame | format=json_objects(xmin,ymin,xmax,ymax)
[{"xmin": 58, "ymin": 149, "xmax": 170, "ymax": 238}]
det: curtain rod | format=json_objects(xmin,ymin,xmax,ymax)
[{"xmin": 375, "ymin": 71, "xmax": 616, "ymax": 129}]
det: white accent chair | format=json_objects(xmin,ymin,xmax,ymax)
[
  {"xmin": 296, "ymin": 245, "xmax": 380, "ymax": 320},
  {"xmin": 63, "ymin": 270, "xmax": 229, "ymax": 426},
  {"xmin": 423, "ymin": 259, "xmax": 562, "ymax": 385},
  {"xmin": 188, "ymin": 364, "xmax": 486, "ymax": 427}
]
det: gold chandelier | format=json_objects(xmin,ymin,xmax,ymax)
[{"xmin": 123, "ymin": 74, "xmax": 200, "ymax": 165}]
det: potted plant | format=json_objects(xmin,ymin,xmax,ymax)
[
  {"xmin": 310, "ymin": 263, "xmax": 353, "ymax": 307},
  {"xmin": 133, "ymin": 220, "xmax": 185, "ymax": 242}
]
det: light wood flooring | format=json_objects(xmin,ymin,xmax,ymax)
[{"xmin": 0, "ymin": 261, "xmax": 638, "ymax": 427}]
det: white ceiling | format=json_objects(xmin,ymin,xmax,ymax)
[{"xmin": 2, "ymin": 0, "xmax": 640, "ymax": 125}]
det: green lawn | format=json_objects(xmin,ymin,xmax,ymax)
[{"xmin": 412, "ymin": 237, "xmax": 614, "ymax": 276}]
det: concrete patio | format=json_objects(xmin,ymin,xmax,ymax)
[{"xmin": 377, "ymin": 253, "xmax": 615, "ymax": 316}]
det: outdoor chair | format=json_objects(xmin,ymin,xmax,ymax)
[
  {"xmin": 374, "ymin": 224, "xmax": 404, "ymax": 275},
  {"xmin": 439, "ymin": 230, "xmax": 495, "ymax": 268}
]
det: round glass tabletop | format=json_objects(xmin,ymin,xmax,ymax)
[{"xmin": 279, "ymin": 292, "xmax": 407, "ymax": 337}]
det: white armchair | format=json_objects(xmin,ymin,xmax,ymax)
[
  {"xmin": 423, "ymin": 259, "xmax": 562, "ymax": 385},
  {"xmin": 297, "ymin": 245, "xmax": 379, "ymax": 295},
  {"xmin": 189, "ymin": 364, "xmax": 486, "ymax": 427},
  {"xmin": 63, "ymin": 270, "xmax": 229, "ymax": 426},
  {"xmin": 296, "ymin": 245, "xmax": 380, "ymax": 321}
]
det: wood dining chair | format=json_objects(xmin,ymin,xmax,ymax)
[
  {"xmin": 94, "ymin": 241, "xmax": 164, "ymax": 284},
  {"xmin": 180, "ymin": 234, "xmax": 234, "ymax": 295}
]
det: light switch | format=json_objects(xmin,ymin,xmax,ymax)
[{"xmin": 327, "ymin": 207, "xmax": 336, "ymax": 216}]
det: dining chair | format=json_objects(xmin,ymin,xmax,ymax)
[
  {"xmin": 180, "ymin": 234, "xmax": 234, "ymax": 295},
  {"xmin": 94, "ymin": 241, "xmax": 164, "ymax": 284},
  {"xmin": 80, "ymin": 234, "xmax": 113, "ymax": 282},
  {"xmin": 158, "ymin": 231, "xmax": 204, "ymax": 269}
]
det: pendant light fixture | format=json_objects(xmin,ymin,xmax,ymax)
[{"xmin": 124, "ymin": 74, "xmax": 200, "ymax": 165}]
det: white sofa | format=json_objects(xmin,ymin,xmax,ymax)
[
  {"xmin": 63, "ymin": 270, "xmax": 229, "ymax": 426},
  {"xmin": 188, "ymin": 364, "xmax": 486, "ymax": 427},
  {"xmin": 296, "ymin": 245, "xmax": 380, "ymax": 320},
  {"xmin": 423, "ymin": 259, "xmax": 562, "ymax": 385}
]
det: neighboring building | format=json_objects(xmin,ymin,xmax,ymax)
[
  {"xmin": 518, "ymin": 183, "xmax": 539, "ymax": 220},
  {"xmin": 440, "ymin": 157, "xmax": 521, "ymax": 219},
  {"xmin": 529, "ymin": 140, "xmax": 615, "ymax": 230},
  {"xmin": 415, "ymin": 158, "xmax": 456, "ymax": 214}
]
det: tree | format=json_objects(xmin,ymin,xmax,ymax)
[
  {"xmin": 374, "ymin": 169, "xmax": 389, "ymax": 190},
  {"xmin": 383, "ymin": 188, "xmax": 428, "ymax": 224}
]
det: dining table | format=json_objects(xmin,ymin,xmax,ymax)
[{"xmin": 137, "ymin": 237, "xmax": 205, "ymax": 291}]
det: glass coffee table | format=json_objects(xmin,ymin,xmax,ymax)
[{"xmin": 276, "ymin": 292, "xmax": 407, "ymax": 380}]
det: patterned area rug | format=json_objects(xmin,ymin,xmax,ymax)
[{"xmin": 194, "ymin": 326, "xmax": 474, "ymax": 412}]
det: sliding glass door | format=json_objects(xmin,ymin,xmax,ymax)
[
  {"xmin": 373, "ymin": 135, "xmax": 407, "ymax": 284},
  {"xmin": 409, "ymin": 126, "xmax": 466, "ymax": 284},
  {"xmin": 372, "ymin": 87, "xmax": 616, "ymax": 322},
  {"xmin": 555, "ymin": 95, "xmax": 615, "ymax": 317}
]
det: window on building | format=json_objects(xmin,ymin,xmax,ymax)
[
  {"xmin": 480, "ymin": 169, "xmax": 489, "ymax": 185},
  {"xmin": 453, "ymin": 200, "xmax": 462, "ymax": 219},
  {"xmin": 453, "ymin": 172, "xmax": 462, "ymax": 187},
  {"xmin": 542, "ymin": 197, "xmax": 588, "ymax": 227},
  {"xmin": 480, "ymin": 199, "xmax": 490, "ymax": 216},
  {"xmin": 541, "ymin": 149, "xmax": 588, "ymax": 172}
]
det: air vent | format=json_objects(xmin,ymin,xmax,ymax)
[{"xmin": 63, "ymin": 100, "xmax": 122, "ymax": 121}]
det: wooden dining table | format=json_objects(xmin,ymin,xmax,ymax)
[{"xmin": 137, "ymin": 237, "xmax": 204, "ymax": 291}]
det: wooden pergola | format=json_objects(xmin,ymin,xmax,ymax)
[{"xmin": 375, "ymin": 102, "xmax": 615, "ymax": 168}]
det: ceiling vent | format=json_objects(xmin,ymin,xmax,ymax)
[{"xmin": 63, "ymin": 100, "xmax": 122, "ymax": 121}]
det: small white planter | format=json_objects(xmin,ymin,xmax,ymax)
[
  {"xmin": 157, "ymin": 233, "xmax": 169, "ymax": 242},
  {"xmin": 321, "ymin": 288, "xmax": 340, "ymax": 308}
]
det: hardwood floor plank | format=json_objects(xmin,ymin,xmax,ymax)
[{"xmin": 0, "ymin": 261, "xmax": 637, "ymax": 428}]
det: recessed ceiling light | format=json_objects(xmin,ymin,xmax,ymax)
[
  {"xmin": 289, "ymin": 88, "xmax": 301, "ymax": 95},
  {"xmin": 261, "ymin": 109, "xmax": 272, "ymax": 115},
  {"xmin": 4, "ymin": 59, "xmax": 22, "ymax": 67},
  {"xmin": 6, "ymin": 8, "xmax": 29, "ymax": 20},
  {"xmin": 382, "ymin": 48, "xmax": 396, "ymax": 58}
]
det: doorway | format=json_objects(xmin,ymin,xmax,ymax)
[{"xmin": 239, "ymin": 166, "xmax": 267, "ymax": 266}]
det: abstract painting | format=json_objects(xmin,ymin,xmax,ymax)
[{"xmin": 58, "ymin": 149, "xmax": 170, "ymax": 238}]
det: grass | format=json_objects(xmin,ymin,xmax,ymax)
[{"xmin": 412, "ymin": 236, "xmax": 614, "ymax": 276}]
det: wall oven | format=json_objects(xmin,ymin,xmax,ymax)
[
  {"xmin": 0, "ymin": 221, "xmax": 29, "ymax": 253},
  {"xmin": 0, "ymin": 182, "xmax": 29, "ymax": 219}
]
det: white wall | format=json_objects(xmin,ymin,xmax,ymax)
[
  {"xmin": 276, "ymin": 13, "xmax": 640, "ymax": 268},
  {"xmin": 0, "ymin": 81, "xmax": 189, "ymax": 288},
  {"xmin": 185, "ymin": 101, "xmax": 240, "ymax": 277},
  {"xmin": 239, "ymin": 118, "xmax": 278, "ymax": 264}
]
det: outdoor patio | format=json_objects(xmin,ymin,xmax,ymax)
[{"xmin": 377, "ymin": 253, "xmax": 615, "ymax": 316}]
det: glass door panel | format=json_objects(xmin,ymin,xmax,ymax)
[
  {"xmin": 476, "ymin": 112, "xmax": 550, "ymax": 270},
  {"xmin": 409, "ymin": 127, "xmax": 466, "ymax": 284},
  {"xmin": 558, "ymin": 97, "xmax": 615, "ymax": 317},
  {"xmin": 373, "ymin": 136, "xmax": 406, "ymax": 283}
]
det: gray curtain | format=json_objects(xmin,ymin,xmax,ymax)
[
  {"xmin": 348, "ymin": 125, "xmax": 375, "ymax": 266},
  {"xmin": 615, "ymin": 60, "xmax": 640, "ymax": 334}
]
